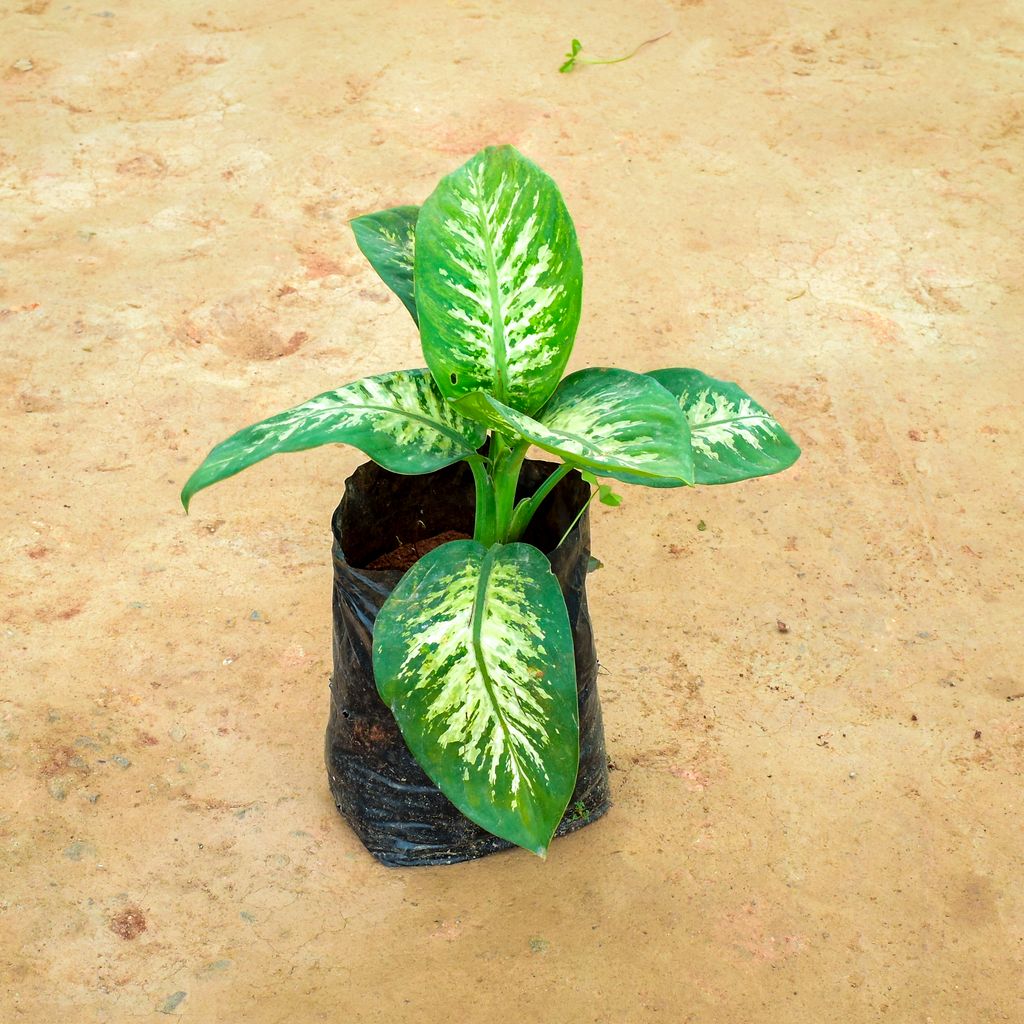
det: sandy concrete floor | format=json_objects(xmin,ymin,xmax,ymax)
[{"xmin": 2, "ymin": 0, "xmax": 1022, "ymax": 1020}]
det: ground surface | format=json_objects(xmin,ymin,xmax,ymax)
[{"xmin": 2, "ymin": 0, "xmax": 1022, "ymax": 1021}]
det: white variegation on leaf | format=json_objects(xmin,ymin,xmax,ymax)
[
  {"xmin": 372, "ymin": 540, "xmax": 578, "ymax": 856},
  {"xmin": 350, "ymin": 205, "xmax": 419, "ymax": 323},
  {"xmin": 647, "ymin": 368, "xmax": 801, "ymax": 484},
  {"xmin": 457, "ymin": 368, "xmax": 695, "ymax": 487},
  {"xmin": 181, "ymin": 369, "xmax": 485, "ymax": 510},
  {"xmin": 415, "ymin": 145, "xmax": 583, "ymax": 414}
]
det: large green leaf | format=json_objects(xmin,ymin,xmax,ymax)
[
  {"xmin": 181, "ymin": 369, "xmax": 485, "ymax": 510},
  {"xmin": 350, "ymin": 205, "xmax": 419, "ymax": 323},
  {"xmin": 373, "ymin": 540, "xmax": 578, "ymax": 856},
  {"xmin": 457, "ymin": 368, "xmax": 695, "ymax": 487},
  {"xmin": 414, "ymin": 145, "xmax": 583, "ymax": 414},
  {"xmin": 647, "ymin": 368, "xmax": 800, "ymax": 484}
]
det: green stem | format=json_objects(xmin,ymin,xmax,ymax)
[
  {"xmin": 554, "ymin": 489, "xmax": 596, "ymax": 551},
  {"xmin": 490, "ymin": 428, "xmax": 508, "ymax": 466},
  {"xmin": 467, "ymin": 455, "xmax": 497, "ymax": 546},
  {"xmin": 492, "ymin": 440, "xmax": 529, "ymax": 543},
  {"xmin": 577, "ymin": 30, "xmax": 671, "ymax": 67},
  {"xmin": 508, "ymin": 462, "xmax": 574, "ymax": 542}
]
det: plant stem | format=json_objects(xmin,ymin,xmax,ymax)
[
  {"xmin": 576, "ymin": 30, "xmax": 671, "ymax": 68},
  {"xmin": 490, "ymin": 429, "xmax": 508, "ymax": 467},
  {"xmin": 507, "ymin": 462, "xmax": 574, "ymax": 541},
  {"xmin": 554, "ymin": 489, "xmax": 596, "ymax": 550},
  {"xmin": 467, "ymin": 455, "xmax": 497, "ymax": 546},
  {"xmin": 491, "ymin": 440, "xmax": 529, "ymax": 543}
]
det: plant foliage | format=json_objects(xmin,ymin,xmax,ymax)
[{"xmin": 182, "ymin": 146, "xmax": 800, "ymax": 857}]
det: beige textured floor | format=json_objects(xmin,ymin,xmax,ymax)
[{"xmin": 2, "ymin": 0, "xmax": 1022, "ymax": 1020}]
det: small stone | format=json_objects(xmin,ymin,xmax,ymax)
[
  {"xmin": 47, "ymin": 778, "xmax": 67, "ymax": 800},
  {"xmin": 12, "ymin": 58, "xmax": 34, "ymax": 72},
  {"xmin": 157, "ymin": 991, "xmax": 187, "ymax": 1014},
  {"xmin": 110, "ymin": 904, "xmax": 147, "ymax": 939},
  {"xmin": 111, "ymin": 754, "xmax": 131, "ymax": 769},
  {"xmin": 529, "ymin": 937, "xmax": 550, "ymax": 953},
  {"xmin": 169, "ymin": 725, "xmax": 186, "ymax": 743},
  {"xmin": 64, "ymin": 841, "xmax": 96, "ymax": 861}
]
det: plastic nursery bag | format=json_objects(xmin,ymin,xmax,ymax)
[{"xmin": 325, "ymin": 459, "xmax": 611, "ymax": 866}]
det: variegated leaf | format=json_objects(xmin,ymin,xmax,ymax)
[
  {"xmin": 181, "ymin": 369, "xmax": 485, "ymax": 510},
  {"xmin": 647, "ymin": 368, "xmax": 800, "ymax": 484},
  {"xmin": 457, "ymin": 368, "xmax": 695, "ymax": 487},
  {"xmin": 373, "ymin": 540, "xmax": 578, "ymax": 856},
  {"xmin": 415, "ymin": 145, "xmax": 583, "ymax": 414},
  {"xmin": 350, "ymin": 205, "xmax": 419, "ymax": 323}
]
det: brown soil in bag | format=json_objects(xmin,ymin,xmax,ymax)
[{"xmin": 365, "ymin": 530, "xmax": 472, "ymax": 571}]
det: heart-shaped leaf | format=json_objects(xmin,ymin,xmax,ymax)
[
  {"xmin": 350, "ymin": 205, "xmax": 419, "ymax": 323},
  {"xmin": 414, "ymin": 145, "xmax": 583, "ymax": 415},
  {"xmin": 181, "ymin": 369, "xmax": 485, "ymax": 510},
  {"xmin": 457, "ymin": 368, "xmax": 694, "ymax": 487},
  {"xmin": 647, "ymin": 368, "xmax": 800, "ymax": 484},
  {"xmin": 373, "ymin": 540, "xmax": 578, "ymax": 856}
]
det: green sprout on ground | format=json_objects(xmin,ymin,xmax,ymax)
[
  {"xmin": 559, "ymin": 31, "xmax": 671, "ymax": 73},
  {"xmin": 569, "ymin": 800, "xmax": 589, "ymax": 822}
]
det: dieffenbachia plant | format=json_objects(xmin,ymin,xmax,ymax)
[{"xmin": 182, "ymin": 145, "xmax": 800, "ymax": 857}]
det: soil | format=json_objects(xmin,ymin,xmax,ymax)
[
  {"xmin": 2, "ymin": 1, "xmax": 1021, "ymax": 1022},
  {"xmin": 365, "ymin": 530, "xmax": 471, "ymax": 571}
]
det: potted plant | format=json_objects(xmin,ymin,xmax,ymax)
[{"xmin": 182, "ymin": 145, "xmax": 800, "ymax": 865}]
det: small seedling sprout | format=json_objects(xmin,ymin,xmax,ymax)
[{"xmin": 559, "ymin": 31, "xmax": 671, "ymax": 73}]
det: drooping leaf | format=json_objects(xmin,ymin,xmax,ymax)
[
  {"xmin": 456, "ymin": 368, "xmax": 694, "ymax": 487},
  {"xmin": 414, "ymin": 145, "xmax": 583, "ymax": 415},
  {"xmin": 646, "ymin": 368, "xmax": 800, "ymax": 484},
  {"xmin": 350, "ymin": 205, "xmax": 419, "ymax": 322},
  {"xmin": 181, "ymin": 369, "xmax": 485, "ymax": 511},
  {"xmin": 373, "ymin": 540, "xmax": 578, "ymax": 856}
]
